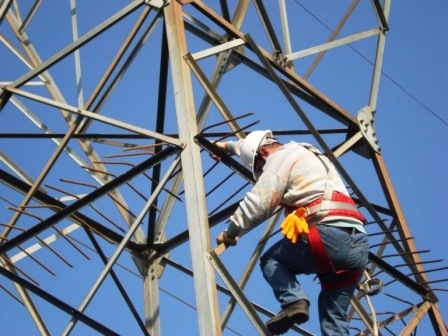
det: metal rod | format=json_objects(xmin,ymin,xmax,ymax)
[
  {"xmin": 0, "ymin": 265, "xmax": 120, "ymax": 335},
  {"xmin": 62, "ymin": 154, "xmax": 177, "ymax": 334},
  {"xmin": 0, "ymin": 146, "xmax": 179, "ymax": 254}
]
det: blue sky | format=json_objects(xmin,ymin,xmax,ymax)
[{"xmin": 0, "ymin": 1, "xmax": 447, "ymax": 335}]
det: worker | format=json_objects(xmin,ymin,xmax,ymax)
[{"xmin": 214, "ymin": 130, "xmax": 369, "ymax": 335}]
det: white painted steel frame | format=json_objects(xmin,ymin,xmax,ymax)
[{"xmin": 0, "ymin": 0, "xmax": 446, "ymax": 335}]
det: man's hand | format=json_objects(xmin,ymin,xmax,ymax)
[
  {"xmin": 216, "ymin": 231, "xmax": 238, "ymax": 247},
  {"xmin": 211, "ymin": 141, "xmax": 227, "ymax": 162}
]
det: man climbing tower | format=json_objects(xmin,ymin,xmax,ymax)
[{"xmin": 215, "ymin": 130, "xmax": 369, "ymax": 335}]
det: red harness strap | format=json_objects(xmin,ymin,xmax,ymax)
[
  {"xmin": 308, "ymin": 225, "xmax": 363, "ymax": 290},
  {"xmin": 306, "ymin": 192, "xmax": 366, "ymax": 223},
  {"xmin": 283, "ymin": 192, "xmax": 365, "ymax": 290}
]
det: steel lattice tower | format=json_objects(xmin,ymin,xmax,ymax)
[{"xmin": 0, "ymin": 1, "xmax": 446, "ymax": 335}]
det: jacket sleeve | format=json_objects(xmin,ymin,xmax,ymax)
[
  {"xmin": 227, "ymin": 139, "xmax": 244, "ymax": 157},
  {"xmin": 227, "ymin": 157, "xmax": 290, "ymax": 237}
]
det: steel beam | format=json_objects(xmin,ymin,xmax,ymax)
[{"xmin": 164, "ymin": 2, "xmax": 221, "ymax": 334}]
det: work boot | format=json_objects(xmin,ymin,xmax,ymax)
[{"xmin": 266, "ymin": 299, "xmax": 309, "ymax": 335}]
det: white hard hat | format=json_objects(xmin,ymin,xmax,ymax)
[{"xmin": 240, "ymin": 130, "xmax": 275, "ymax": 180}]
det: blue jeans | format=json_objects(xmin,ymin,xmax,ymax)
[{"xmin": 260, "ymin": 221, "xmax": 369, "ymax": 336}]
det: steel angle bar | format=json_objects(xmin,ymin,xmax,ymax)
[
  {"xmin": 0, "ymin": 0, "xmax": 13, "ymax": 24},
  {"xmin": 188, "ymin": 0, "xmax": 360, "ymax": 125},
  {"xmin": 81, "ymin": 227, "xmax": 150, "ymax": 336},
  {"xmin": 46, "ymin": 183, "xmax": 126, "ymax": 233},
  {"xmin": 186, "ymin": 0, "xmax": 246, "ymax": 40},
  {"xmin": 0, "ymin": 34, "xmax": 47, "ymax": 84},
  {"xmin": 182, "ymin": 5, "xmax": 315, "ymax": 104},
  {"xmin": 77, "ymin": 7, "xmax": 160, "ymax": 134},
  {"xmin": 18, "ymin": 0, "xmax": 42, "ymax": 33},
  {"xmin": 0, "ymin": 258, "xmax": 50, "ymax": 335},
  {"xmin": 1, "ymin": 0, "xmax": 146, "ymax": 91},
  {"xmin": 195, "ymin": 135, "xmax": 254, "ymax": 182},
  {"xmin": 371, "ymin": 153, "xmax": 437, "ymax": 290},
  {"xmin": 278, "ymin": 0, "xmax": 293, "ymax": 69},
  {"xmin": 4, "ymin": 87, "xmax": 183, "ymax": 147},
  {"xmin": 151, "ymin": 158, "xmax": 183, "ymax": 248},
  {"xmin": 149, "ymin": 200, "xmax": 240, "ymax": 263},
  {"xmin": 368, "ymin": 0, "xmax": 391, "ymax": 110},
  {"xmin": 191, "ymin": 38, "xmax": 245, "ymax": 61},
  {"xmin": 71, "ymin": 0, "xmax": 84, "ymax": 110},
  {"xmin": 332, "ymin": 131, "xmax": 364, "ymax": 158},
  {"xmin": 162, "ymin": 255, "xmax": 314, "ymax": 335},
  {"xmin": 303, "ymin": 0, "xmax": 361, "ymax": 80},
  {"xmin": 287, "ymin": 28, "xmax": 381, "ymax": 61},
  {"xmin": 0, "ymin": 265, "xmax": 119, "ymax": 336},
  {"xmin": 165, "ymin": 2, "xmax": 222, "ymax": 332},
  {"xmin": 207, "ymin": 249, "xmax": 271, "ymax": 335},
  {"xmin": 350, "ymin": 296, "xmax": 377, "ymax": 336},
  {"xmin": 1, "ymin": 187, "xmax": 132, "ymax": 256},
  {"xmin": 0, "ymin": 172, "xmax": 141, "ymax": 253},
  {"xmin": 228, "ymin": 0, "xmax": 251, "ymax": 29},
  {"xmin": 143, "ymin": 254, "xmax": 161, "ymax": 334},
  {"xmin": 5, "ymin": 208, "xmax": 72, "ymax": 267},
  {"xmin": 184, "ymin": 53, "xmax": 245, "ymax": 137},
  {"xmin": 62, "ymin": 157, "xmax": 178, "ymax": 335},
  {"xmin": 351, "ymin": 197, "xmax": 395, "ymax": 217},
  {"xmin": 217, "ymin": 0, "xmax": 230, "ymax": 21},
  {"xmin": 371, "ymin": 0, "xmax": 390, "ymax": 31},
  {"xmin": 146, "ymin": 14, "xmax": 169, "ymax": 245},
  {"xmin": 200, "ymin": 112, "xmax": 254, "ymax": 134},
  {"xmin": 6, "ymin": 96, "xmax": 130, "ymax": 207},
  {"xmin": 253, "ymin": 0, "xmax": 283, "ymax": 53},
  {"xmin": 9, "ymin": 223, "xmax": 85, "ymax": 264},
  {"xmin": 95, "ymin": 161, "xmax": 182, "ymax": 202},
  {"xmin": 368, "ymin": 302, "xmax": 425, "ymax": 333},
  {"xmin": 221, "ymin": 211, "xmax": 281, "ymax": 329},
  {"xmin": 183, "ymin": 7, "xmax": 342, "ymax": 124},
  {"xmin": 427, "ymin": 302, "xmax": 448, "ymax": 336},
  {"xmin": 368, "ymin": 253, "xmax": 437, "ymax": 302},
  {"xmin": 0, "ymin": 151, "xmax": 41, "ymax": 190},
  {"xmin": 183, "ymin": 13, "xmax": 223, "ymax": 45},
  {"xmin": 232, "ymin": 50, "xmax": 355, "ymax": 125},
  {"xmin": 0, "ymin": 146, "xmax": 180, "ymax": 254}
]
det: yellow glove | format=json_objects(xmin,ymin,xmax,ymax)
[{"xmin": 280, "ymin": 208, "xmax": 309, "ymax": 243}]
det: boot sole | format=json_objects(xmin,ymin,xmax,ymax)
[{"xmin": 266, "ymin": 311, "xmax": 309, "ymax": 335}]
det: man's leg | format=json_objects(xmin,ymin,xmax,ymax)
[
  {"xmin": 318, "ymin": 285, "xmax": 356, "ymax": 336},
  {"xmin": 260, "ymin": 237, "xmax": 316, "ymax": 334},
  {"xmin": 260, "ymin": 237, "xmax": 315, "ymax": 306},
  {"xmin": 316, "ymin": 223, "xmax": 369, "ymax": 335}
]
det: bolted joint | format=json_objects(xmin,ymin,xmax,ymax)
[
  {"xmin": 272, "ymin": 50, "xmax": 288, "ymax": 68},
  {"xmin": 357, "ymin": 105, "xmax": 381, "ymax": 153}
]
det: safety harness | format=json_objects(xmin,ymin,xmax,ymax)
[{"xmin": 281, "ymin": 144, "xmax": 366, "ymax": 290}]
